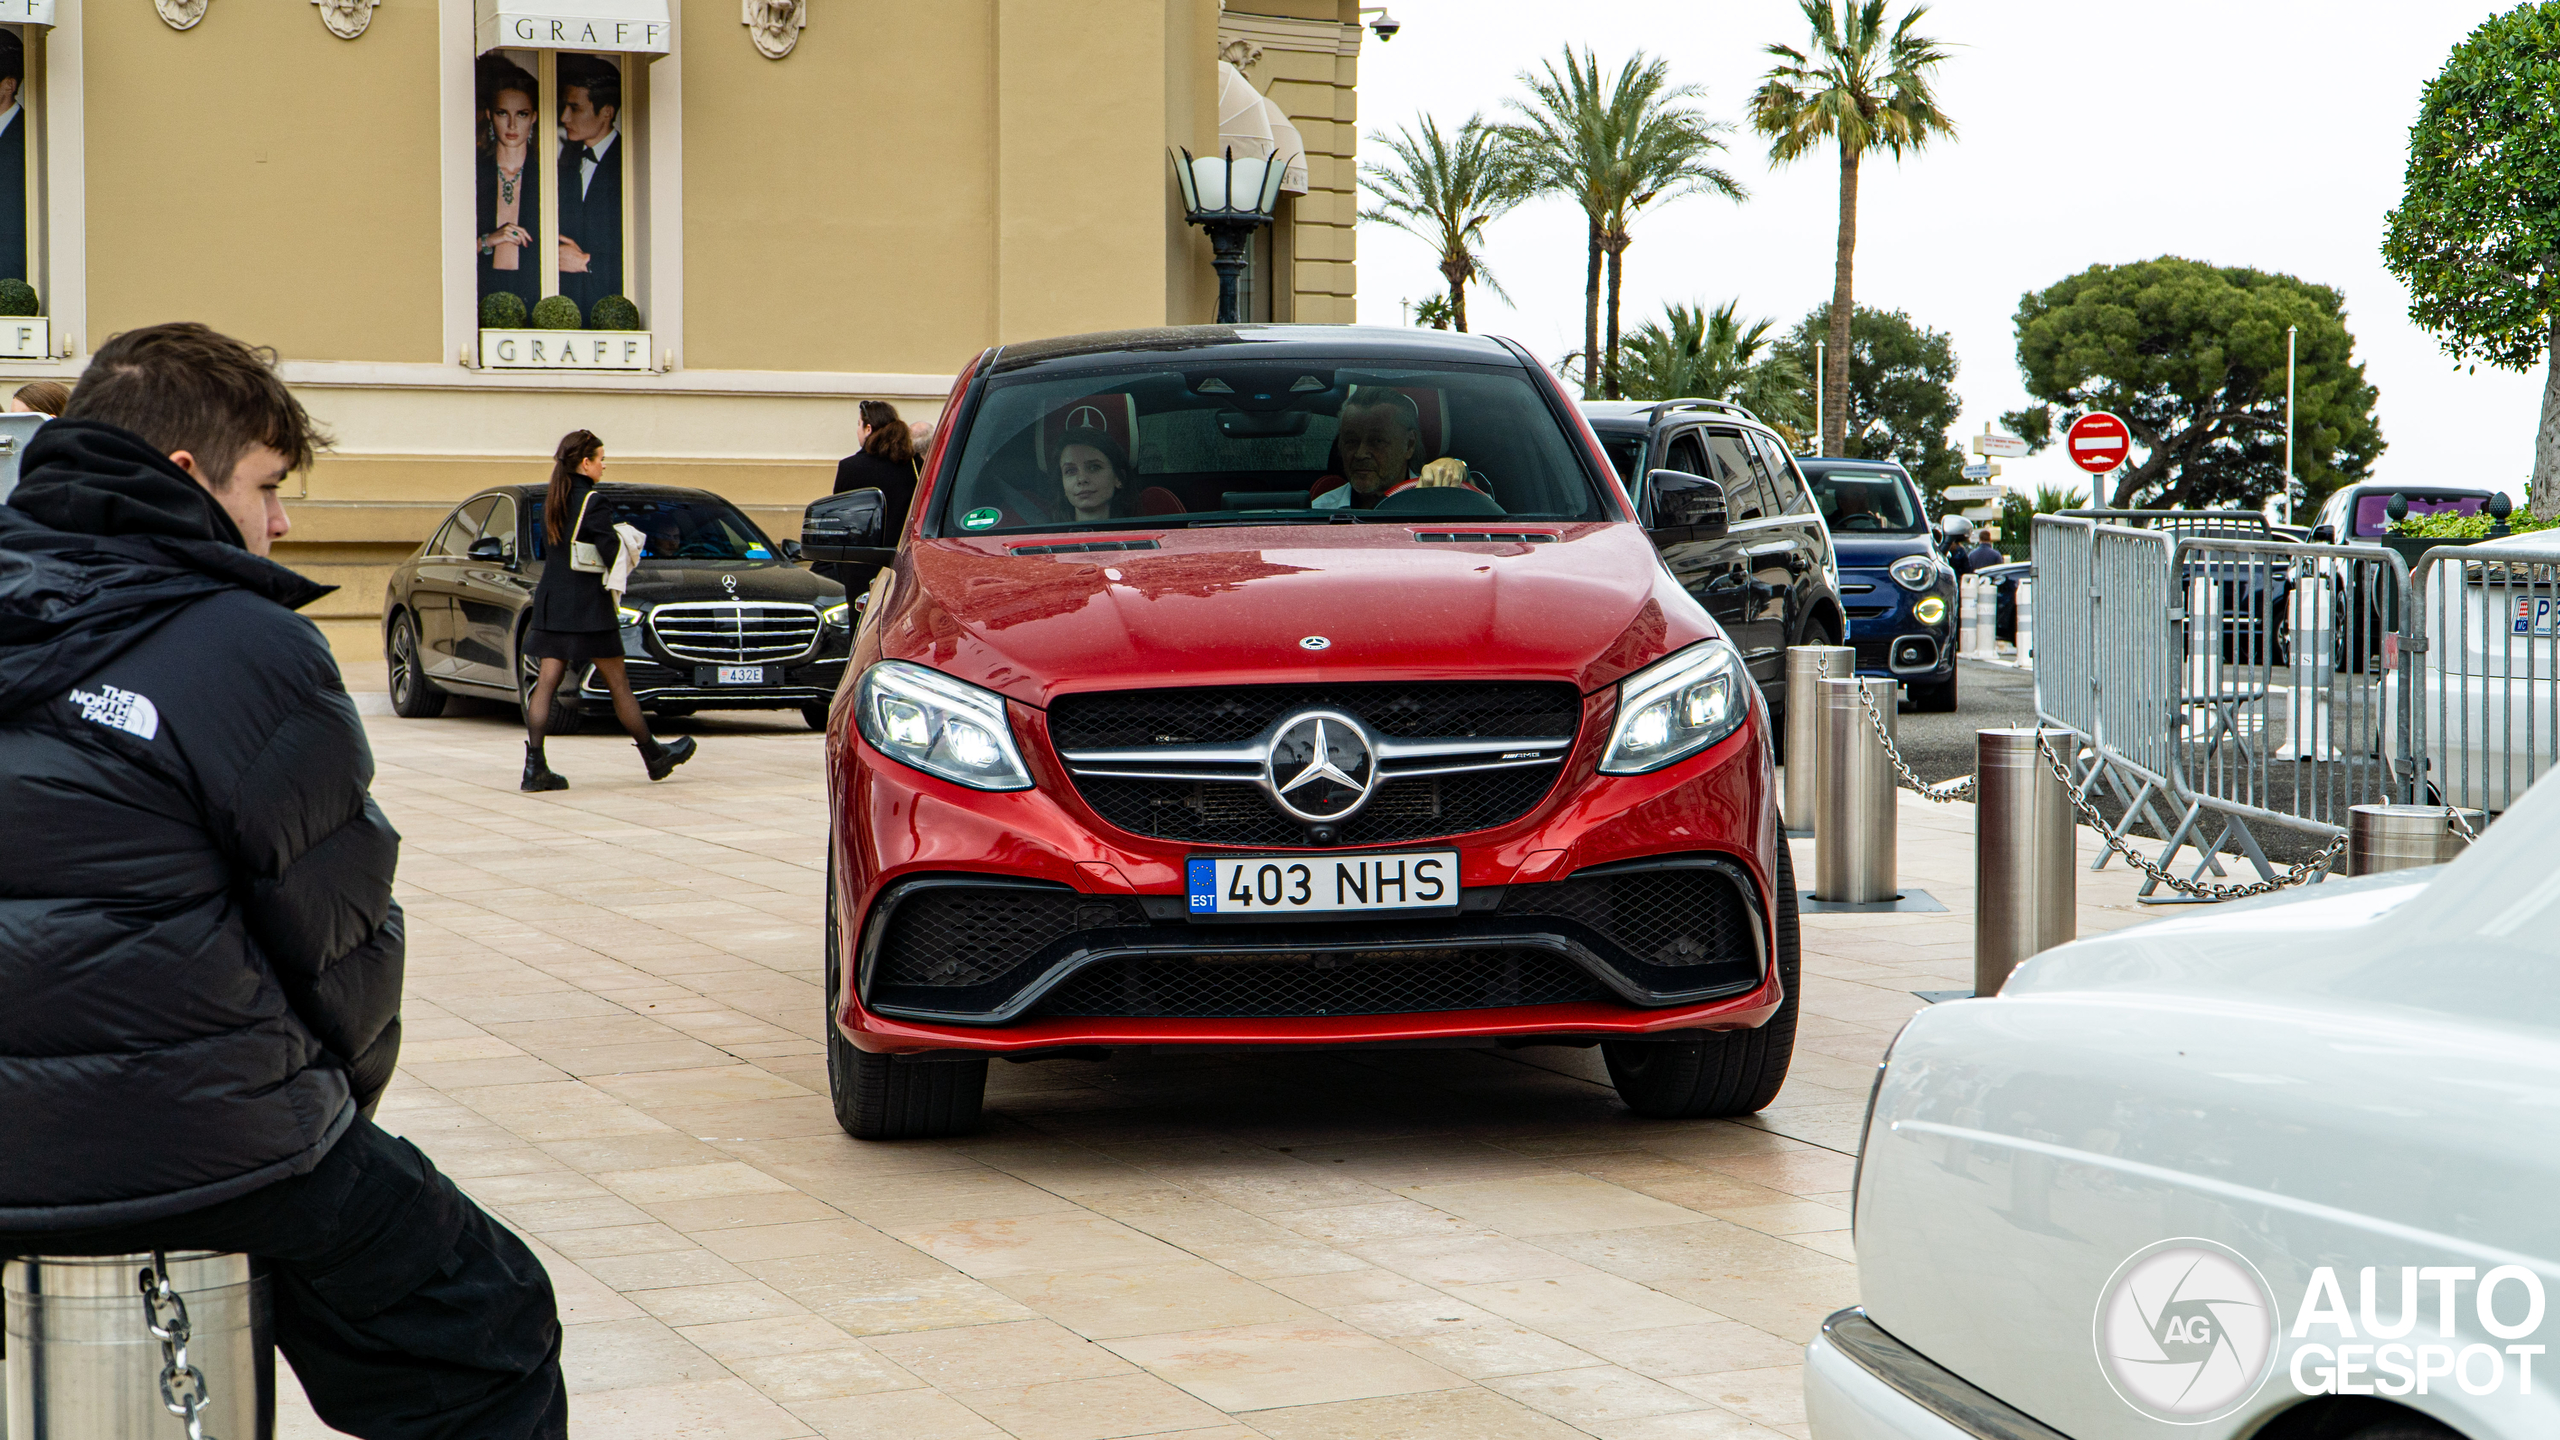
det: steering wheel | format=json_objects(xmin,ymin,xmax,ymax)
[
  {"xmin": 677, "ymin": 543, "xmax": 729, "ymax": 559},
  {"xmin": 1836, "ymin": 514, "xmax": 1882, "ymax": 531}
]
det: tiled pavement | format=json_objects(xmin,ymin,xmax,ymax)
[{"xmin": 281, "ymin": 698, "xmax": 2166, "ymax": 1440}]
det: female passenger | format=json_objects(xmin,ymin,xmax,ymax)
[
  {"xmin": 520, "ymin": 429, "xmax": 699, "ymax": 791},
  {"xmin": 1056, "ymin": 428, "xmax": 1135, "ymax": 522}
]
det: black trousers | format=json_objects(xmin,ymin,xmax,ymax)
[{"xmin": 2, "ymin": 1121, "xmax": 565, "ymax": 1440}]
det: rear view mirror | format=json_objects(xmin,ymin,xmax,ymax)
[
  {"xmin": 2310, "ymin": 524, "xmax": 2336, "ymax": 544},
  {"xmin": 1647, "ymin": 469, "xmax": 1728, "ymax": 538},
  {"xmin": 1216, "ymin": 409, "xmax": 1311, "ymax": 440},
  {"xmin": 467, "ymin": 535, "xmax": 509, "ymax": 564},
  {"xmin": 802, "ymin": 487, "xmax": 894, "ymax": 565},
  {"xmin": 781, "ymin": 538, "xmax": 804, "ymax": 562}
]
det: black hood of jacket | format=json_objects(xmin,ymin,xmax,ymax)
[{"xmin": 0, "ymin": 418, "xmax": 332, "ymax": 715}]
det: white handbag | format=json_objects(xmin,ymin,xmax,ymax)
[{"xmin": 568, "ymin": 490, "xmax": 607, "ymax": 573}]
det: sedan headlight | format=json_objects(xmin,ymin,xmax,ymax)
[
  {"xmin": 1889, "ymin": 555, "xmax": 1938, "ymax": 591},
  {"xmin": 855, "ymin": 661, "xmax": 1032, "ymax": 791},
  {"xmin": 1913, "ymin": 595, "xmax": 1947, "ymax": 626},
  {"xmin": 821, "ymin": 601, "xmax": 851, "ymax": 628},
  {"xmin": 616, "ymin": 605, "xmax": 641, "ymax": 627},
  {"xmin": 1600, "ymin": 640, "xmax": 1749, "ymax": 775}
]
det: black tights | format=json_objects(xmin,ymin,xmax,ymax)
[{"xmin": 526, "ymin": 656, "xmax": 651, "ymax": 750}]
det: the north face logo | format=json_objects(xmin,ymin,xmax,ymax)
[{"xmin": 68, "ymin": 684, "xmax": 159, "ymax": 740}]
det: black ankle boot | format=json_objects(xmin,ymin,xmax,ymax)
[
  {"xmin": 521, "ymin": 742, "xmax": 568, "ymax": 792},
  {"xmin": 638, "ymin": 734, "xmax": 697, "ymax": 782}
]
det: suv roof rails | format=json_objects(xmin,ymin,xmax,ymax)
[{"xmin": 1641, "ymin": 397, "xmax": 1764, "ymax": 427}]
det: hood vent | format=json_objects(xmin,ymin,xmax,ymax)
[
  {"xmin": 1009, "ymin": 539, "xmax": 1162, "ymax": 556},
  {"xmin": 1415, "ymin": 531, "xmax": 1556, "ymax": 544}
]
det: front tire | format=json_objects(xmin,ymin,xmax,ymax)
[
  {"xmin": 1911, "ymin": 669, "xmax": 1958, "ymax": 713},
  {"xmin": 824, "ymin": 856, "xmax": 985, "ymax": 1140},
  {"xmin": 1603, "ymin": 844, "xmax": 1801, "ymax": 1119},
  {"xmin": 386, "ymin": 612, "xmax": 447, "ymax": 719},
  {"xmin": 802, "ymin": 703, "xmax": 830, "ymax": 732}
]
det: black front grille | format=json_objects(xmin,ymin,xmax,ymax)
[
  {"xmin": 1499, "ymin": 867, "xmax": 1750, "ymax": 969},
  {"xmin": 1027, "ymin": 949, "xmax": 1610, "ymax": 1019},
  {"xmin": 1050, "ymin": 682, "xmax": 1580, "ymax": 846},
  {"xmin": 875, "ymin": 887, "xmax": 1146, "ymax": 995},
  {"xmin": 1853, "ymin": 637, "xmax": 1893, "ymax": 671},
  {"xmin": 1072, "ymin": 769, "xmax": 1561, "ymax": 847},
  {"xmin": 1049, "ymin": 682, "xmax": 1580, "ymax": 749}
]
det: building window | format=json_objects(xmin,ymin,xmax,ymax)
[{"xmin": 474, "ymin": 43, "xmax": 652, "ymax": 370}]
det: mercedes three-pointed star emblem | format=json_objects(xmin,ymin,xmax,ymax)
[{"xmin": 1263, "ymin": 710, "xmax": 1376, "ymax": 823}]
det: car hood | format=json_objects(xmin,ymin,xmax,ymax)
[
  {"xmin": 1829, "ymin": 532, "xmax": 1933, "ymax": 569},
  {"xmin": 875, "ymin": 521, "xmax": 1713, "ymax": 708},
  {"xmin": 621, "ymin": 559, "xmax": 844, "ymax": 606}
]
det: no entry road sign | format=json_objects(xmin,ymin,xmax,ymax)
[{"xmin": 2066, "ymin": 412, "xmax": 2131, "ymax": 474}]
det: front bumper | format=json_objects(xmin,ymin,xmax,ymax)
[
  {"xmin": 832, "ymin": 705, "xmax": 1781, "ymax": 1055},
  {"xmin": 582, "ymin": 652, "xmax": 849, "ymax": 711},
  {"xmin": 1805, "ymin": 1308, "xmax": 2072, "ymax": 1440},
  {"xmin": 1843, "ymin": 572, "xmax": 1957, "ymax": 683}
]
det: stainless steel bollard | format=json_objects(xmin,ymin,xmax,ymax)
[
  {"xmin": 5, "ymin": 1253, "xmax": 275, "ymax": 1440},
  {"xmin": 1815, "ymin": 677, "xmax": 1898, "ymax": 902},
  {"xmin": 1783, "ymin": 645, "xmax": 1855, "ymax": 833},
  {"xmin": 2346, "ymin": 804, "xmax": 2480, "ymax": 875},
  {"xmin": 1974, "ymin": 728, "xmax": 2077, "ymax": 995}
]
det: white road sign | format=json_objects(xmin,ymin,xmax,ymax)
[
  {"xmin": 1972, "ymin": 432, "xmax": 2030, "ymax": 458},
  {"xmin": 1942, "ymin": 484, "xmax": 1998, "ymax": 502},
  {"xmin": 1958, "ymin": 463, "xmax": 2001, "ymax": 481}
]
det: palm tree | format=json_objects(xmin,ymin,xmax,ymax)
[
  {"xmin": 1361, "ymin": 115, "xmax": 1522, "ymax": 333},
  {"xmin": 1753, "ymin": 1, "xmax": 1955, "ymax": 454},
  {"xmin": 1503, "ymin": 49, "xmax": 1746, "ymax": 399},
  {"xmin": 1619, "ymin": 300, "xmax": 1813, "ymax": 437}
]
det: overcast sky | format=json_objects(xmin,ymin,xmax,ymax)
[{"xmin": 1350, "ymin": 1, "xmax": 2535, "ymax": 508}]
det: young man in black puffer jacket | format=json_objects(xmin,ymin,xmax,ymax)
[{"xmin": 0, "ymin": 323, "xmax": 565, "ymax": 1438}]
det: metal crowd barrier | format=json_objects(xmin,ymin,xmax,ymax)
[{"xmin": 2400, "ymin": 539, "xmax": 2560, "ymax": 813}]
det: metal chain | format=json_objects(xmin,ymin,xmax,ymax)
[
  {"xmin": 1802, "ymin": 648, "xmax": 2338, "ymax": 898},
  {"xmin": 140, "ymin": 1251, "xmax": 217, "ymax": 1440}
]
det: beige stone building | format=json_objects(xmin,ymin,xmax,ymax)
[{"xmin": 1, "ymin": 0, "xmax": 1367, "ymax": 664}]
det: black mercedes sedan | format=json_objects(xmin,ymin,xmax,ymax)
[{"xmin": 382, "ymin": 483, "xmax": 852, "ymax": 731}]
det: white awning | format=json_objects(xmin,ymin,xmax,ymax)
[
  {"xmin": 0, "ymin": 2, "xmax": 56, "ymax": 25},
  {"xmin": 476, "ymin": 0, "xmax": 670, "ymax": 55},
  {"xmin": 1214, "ymin": 63, "xmax": 1273, "ymax": 161},
  {"xmin": 1261, "ymin": 98, "xmax": 1309, "ymax": 195}
]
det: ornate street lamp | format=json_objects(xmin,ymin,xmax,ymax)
[{"xmin": 1171, "ymin": 146, "xmax": 1294, "ymax": 324}]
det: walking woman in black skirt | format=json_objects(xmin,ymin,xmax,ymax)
[{"xmin": 520, "ymin": 429, "xmax": 699, "ymax": 791}]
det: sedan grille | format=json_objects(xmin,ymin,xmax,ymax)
[{"xmin": 648, "ymin": 601, "xmax": 821, "ymax": 663}]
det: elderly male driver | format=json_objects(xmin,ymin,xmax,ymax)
[{"xmin": 1311, "ymin": 388, "xmax": 1472, "ymax": 509}]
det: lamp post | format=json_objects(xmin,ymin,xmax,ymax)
[
  {"xmin": 2283, "ymin": 323, "xmax": 2298, "ymax": 527},
  {"xmin": 1172, "ymin": 146, "xmax": 1292, "ymax": 325}
]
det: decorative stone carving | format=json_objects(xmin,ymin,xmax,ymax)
[
  {"xmin": 1219, "ymin": 38, "xmax": 1264, "ymax": 75},
  {"xmin": 155, "ymin": 0, "xmax": 209, "ymax": 30},
  {"xmin": 742, "ymin": 0, "xmax": 806, "ymax": 59},
  {"xmin": 312, "ymin": 0, "xmax": 378, "ymax": 40}
]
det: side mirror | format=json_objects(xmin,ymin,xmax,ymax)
[
  {"xmin": 1646, "ymin": 469, "xmax": 1727, "ymax": 538},
  {"xmin": 2310, "ymin": 524, "xmax": 2336, "ymax": 544},
  {"xmin": 781, "ymin": 538, "xmax": 804, "ymax": 562},
  {"xmin": 467, "ymin": 535, "xmax": 509, "ymax": 564},
  {"xmin": 801, "ymin": 487, "xmax": 895, "ymax": 565}
]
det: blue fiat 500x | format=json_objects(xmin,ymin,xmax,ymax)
[{"xmin": 1798, "ymin": 458, "xmax": 1957, "ymax": 712}]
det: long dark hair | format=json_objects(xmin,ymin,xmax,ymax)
[
  {"xmin": 546, "ymin": 429, "xmax": 602, "ymax": 543},
  {"xmin": 859, "ymin": 399, "xmax": 915, "ymax": 465}
]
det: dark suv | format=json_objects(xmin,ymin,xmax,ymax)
[{"xmin": 1579, "ymin": 400, "xmax": 1845, "ymax": 738}]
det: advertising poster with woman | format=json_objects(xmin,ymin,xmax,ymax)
[{"xmin": 474, "ymin": 50, "xmax": 539, "ymax": 317}]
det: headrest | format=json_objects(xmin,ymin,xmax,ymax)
[
  {"xmin": 1041, "ymin": 394, "xmax": 1138, "ymax": 469},
  {"xmin": 1343, "ymin": 384, "xmax": 1446, "ymax": 458}
]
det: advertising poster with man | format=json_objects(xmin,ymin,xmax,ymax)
[
  {"xmin": 0, "ymin": 29, "xmax": 29, "ymax": 284},
  {"xmin": 473, "ymin": 49, "xmax": 624, "ymax": 324},
  {"xmin": 555, "ymin": 54, "xmax": 624, "ymax": 317}
]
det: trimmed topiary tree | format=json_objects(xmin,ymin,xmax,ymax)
[
  {"xmin": 586, "ymin": 294, "xmax": 642, "ymax": 331},
  {"xmin": 479, "ymin": 291, "xmax": 528, "ymax": 329},
  {"xmin": 531, "ymin": 295, "xmax": 582, "ymax": 330},
  {"xmin": 0, "ymin": 279, "xmax": 40, "ymax": 317}
]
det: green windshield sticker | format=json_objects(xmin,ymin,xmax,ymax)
[{"xmin": 961, "ymin": 507, "xmax": 1000, "ymax": 531}]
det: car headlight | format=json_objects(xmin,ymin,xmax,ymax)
[
  {"xmin": 821, "ymin": 602, "xmax": 851, "ymax": 628},
  {"xmin": 616, "ymin": 605, "xmax": 641, "ymax": 627},
  {"xmin": 1913, "ymin": 595, "xmax": 1947, "ymax": 626},
  {"xmin": 854, "ymin": 661, "xmax": 1032, "ymax": 790},
  {"xmin": 1889, "ymin": 555, "xmax": 1937, "ymax": 591},
  {"xmin": 1600, "ymin": 640, "xmax": 1750, "ymax": 775}
]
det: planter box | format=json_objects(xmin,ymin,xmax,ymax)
[
  {"xmin": 0, "ymin": 317, "xmax": 52, "ymax": 359},
  {"xmin": 2381, "ymin": 534, "xmax": 2490, "ymax": 573},
  {"xmin": 479, "ymin": 328, "xmax": 654, "ymax": 372}
]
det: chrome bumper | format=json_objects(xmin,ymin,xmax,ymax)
[{"xmin": 1807, "ymin": 1308, "xmax": 2071, "ymax": 1440}]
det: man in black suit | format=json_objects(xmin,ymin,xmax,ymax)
[
  {"xmin": 555, "ymin": 57, "xmax": 622, "ymax": 317},
  {"xmin": 0, "ymin": 31, "xmax": 26, "ymax": 283}
]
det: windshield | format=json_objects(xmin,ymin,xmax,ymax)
[
  {"xmin": 933, "ymin": 360, "xmax": 1609, "ymax": 535},
  {"xmin": 570, "ymin": 496, "xmax": 779, "ymax": 562},
  {"xmin": 1804, "ymin": 467, "xmax": 1924, "ymax": 534},
  {"xmin": 2353, "ymin": 492, "xmax": 2484, "ymax": 538},
  {"xmin": 1597, "ymin": 431, "xmax": 1645, "ymax": 486}
]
